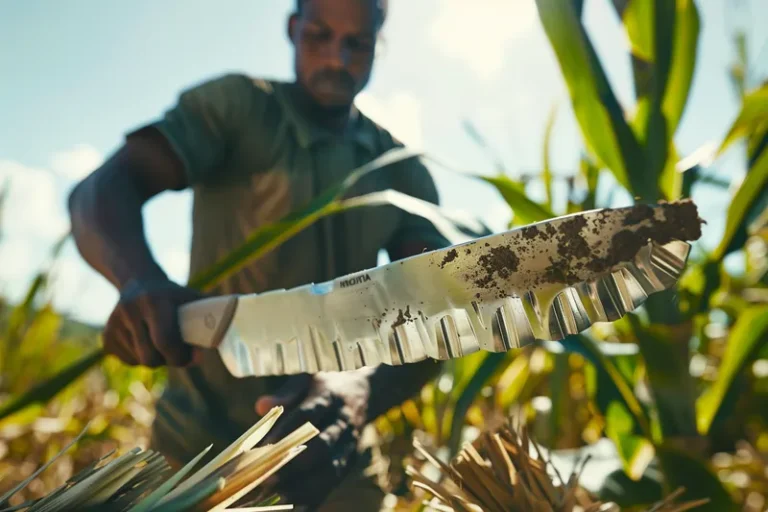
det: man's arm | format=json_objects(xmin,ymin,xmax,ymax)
[
  {"xmin": 68, "ymin": 130, "xmax": 206, "ymax": 367},
  {"xmin": 69, "ymin": 73, "xmax": 260, "ymax": 367},
  {"xmin": 68, "ymin": 129, "xmax": 186, "ymax": 290}
]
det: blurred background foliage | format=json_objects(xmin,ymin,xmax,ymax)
[{"xmin": 1, "ymin": 0, "xmax": 767, "ymax": 510}]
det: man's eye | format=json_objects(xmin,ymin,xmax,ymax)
[{"xmin": 347, "ymin": 38, "xmax": 374, "ymax": 52}]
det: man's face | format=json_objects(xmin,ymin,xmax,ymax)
[{"xmin": 289, "ymin": 0, "xmax": 380, "ymax": 109}]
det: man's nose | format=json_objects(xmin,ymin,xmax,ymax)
[{"xmin": 323, "ymin": 39, "xmax": 350, "ymax": 69}]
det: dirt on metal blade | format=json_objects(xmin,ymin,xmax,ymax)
[{"xmin": 438, "ymin": 199, "xmax": 704, "ymax": 297}]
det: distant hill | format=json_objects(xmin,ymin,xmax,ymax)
[{"xmin": 59, "ymin": 314, "xmax": 102, "ymax": 341}]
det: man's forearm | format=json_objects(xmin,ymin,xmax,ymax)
[
  {"xmin": 68, "ymin": 165, "xmax": 167, "ymax": 290},
  {"xmin": 364, "ymin": 358, "xmax": 443, "ymax": 423}
]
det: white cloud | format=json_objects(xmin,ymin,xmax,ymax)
[
  {"xmin": 0, "ymin": 160, "xmax": 69, "ymax": 239},
  {"xmin": 48, "ymin": 252, "xmax": 117, "ymax": 323},
  {"xmin": 50, "ymin": 144, "xmax": 104, "ymax": 180},
  {"xmin": 158, "ymin": 248, "xmax": 190, "ymax": 284},
  {"xmin": 481, "ymin": 200, "xmax": 513, "ymax": 233},
  {"xmin": 0, "ymin": 238, "xmax": 39, "ymax": 286},
  {"xmin": 428, "ymin": 0, "xmax": 537, "ymax": 80},
  {"xmin": 355, "ymin": 91, "xmax": 425, "ymax": 149}
]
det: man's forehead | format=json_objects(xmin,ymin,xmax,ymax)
[{"xmin": 299, "ymin": 0, "xmax": 385, "ymax": 29}]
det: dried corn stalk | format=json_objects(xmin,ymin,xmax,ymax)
[
  {"xmin": 0, "ymin": 406, "xmax": 316, "ymax": 512},
  {"xmin": 407, "ymin": 423, "xmax": 709, "ymax": 512}
]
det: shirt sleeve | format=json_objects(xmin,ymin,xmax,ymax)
[
  {"xmin": 133, "ymin": 73, "xmax": 263, "ymax": 187},
  {"xmin": 386, "ymin": 156, "xmax": 452, "ymax": 253}
]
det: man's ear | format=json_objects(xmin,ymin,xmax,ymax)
[{"xmin": 287, "ymin": 13, "xmax": 299, "ymax": 45}]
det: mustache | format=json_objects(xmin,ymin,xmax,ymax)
[{"xmin": 310, "ymin": 69, "xmax": 355, "ymax": 89}]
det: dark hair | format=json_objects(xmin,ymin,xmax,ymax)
[{"xmin": 295, "ymin": 0, "xmax": 388, "ymax": 26}]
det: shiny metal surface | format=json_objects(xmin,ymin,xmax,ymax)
[{"xmin": 214, "ymin": 204, "xmax": 696, "ymax": 377}]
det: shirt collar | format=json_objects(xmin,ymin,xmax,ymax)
[{"xmin": 272, "ymin": 81, "xmax": 377, "ymax": 153}]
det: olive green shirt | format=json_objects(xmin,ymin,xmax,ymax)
[{"xmin": 133, "ymin": 73, "xmax": 449, "ymax": 463}]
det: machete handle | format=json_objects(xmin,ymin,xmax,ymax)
[{"xmin": 178, "ymin": 295, "xmax": 239, "ymax": 349}]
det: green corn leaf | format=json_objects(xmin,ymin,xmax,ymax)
[
  {"xmin": 446, "ymin": 352, "xmax": 508, "ymax": 455},
  {"xmin": 2, "ymin": 232, "xmax": 69, "ymax": 375},
  {"xmin": 623, "ymin": 0, "xmax": 654, "ymax": 62},
  {"xmin": 190, "ymin": 186, "xmax": 484, "ymax": 292},
  {"xmin": 535, "ymin": 0, "xmax": 647, "ymax": 199},
  {"xmin": 495, "ymin": 352, "xmax": 532, "ymax": 409},
  {"xmin": 712, "ymin": 146, "xmax": 768, "ymax": 262},
  {"xmin": 697, "ymin": 305, "xmax": 768, "ymax": 434},
  {"xmin": 579, "ymin": 156, "xmax": 600, "ymax": 211},
  {"xmin": 476, "ymin": 175, "xmax": 555, "ymax": 226},
  {"xmin": 628, "ymin": 315, "xmax": 699, "ymax": 438},
  {"xmin": 717, "ymin": 83, "xmax": 768, "ymax": 155},
  {"xmin": 542, "ymin": 104, "xmax": 557, "ymax": 211},
  {"xmin": 567, "ymin": 335, "xmax": 652, "ymax": 438},
  {"xmin": 189, "ymin": 147, "xmax": 423, "ymax": 290},
  {"xmin": 662, "ymin": 0, "xmax": 700, "ymax": 135},
  {"xmin": 729, "ymin": 31, "xmax": 748, "ymax": 98},
  {"xmin": 605, "ymin": 401, "xmax": 655, "ymax": 481},
  {"xmin": 0, "ymin": 349, "xmax": 104, "ymax": 421},
  {"xmin": 624, "ymin": 0, "xmax": 700, "ymax": 134}
]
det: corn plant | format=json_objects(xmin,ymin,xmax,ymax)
[{"xmin": 373, "ymin": 1, "xmax": 766, "ymax": 511}]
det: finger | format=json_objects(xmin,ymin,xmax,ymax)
[
  {"xmin": 189, "ymin": 347, "xmax": 205, "ymax": 366},
  {"xmin": 108, "ymin": 326, "xmax": 140, "ymax": 365},
  {"xmin": 121, "ymin": 307, "xmax": 164, "ymax": 367},
  {"xmin": 103, "ymin": 311, "xmax": 139, "ymax": 365},
  {"xmin": 143, "ymin": 299, "xmax": 192, "ymax": 367},
  {"xmin": 255, "ymin": 374, "xmax": 313, "ymax": 416}
]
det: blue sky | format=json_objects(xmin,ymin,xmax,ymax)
[{"xmin": 0, "ymin": 0, "xmax": 765, "ymax": 325}]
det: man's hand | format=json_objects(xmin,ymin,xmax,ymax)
[
  {"xmin": 103, "ymin": 279, "xmax": 205, "ymax": 367},
  {"xmin": 254, "ymin": 371, "xmax": 371, "ymax": 508}
]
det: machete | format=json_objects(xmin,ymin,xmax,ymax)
[{"xmin": 178, "ymin": 200, "xmax": 703, "ymax": 377}]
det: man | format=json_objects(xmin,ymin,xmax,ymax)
[{"xmin": 68, "ymin": 0, "xmax": 450, "ymax": 509}]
